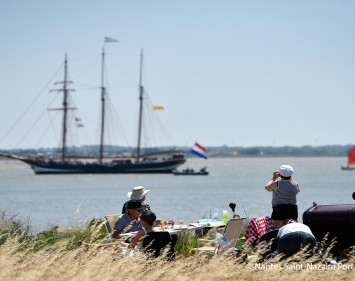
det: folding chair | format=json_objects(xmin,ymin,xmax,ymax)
[
  {"xmin": 104, "ymin": 214, "xmax": 122, "ymax": 241},
  {"xmin": 196, "ymin": 217, "xmax": 246, "ymax": 255}
]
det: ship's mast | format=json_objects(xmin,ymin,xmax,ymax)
[
  {"xmin": 136, "ymin": 50, "xmax": 144, "ymax": 163},
  {"xmin": 51, "ymin": 54, "xmax": 74, "ymax": 162},
  {"xmin": 62, "ymin": 56, "xmax": 69, "ymax": 161},
  {"xmin": 99, "ymin": 47, "xmax": 106, "ymax": 164}
]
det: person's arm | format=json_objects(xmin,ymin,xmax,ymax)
[
  {"xmin": 265, "ymin": 171, "xmax": 279, "ymax": 192},
  {"xmin": 128, "ymin": 230, "xmax": 145, "ymax": 249},
  {"xmin": 111, "ymin": 215, "xmax": 126, "ymax": 239},
  {"xmin": 111, "ymin": 229, "xmax": 121, "ymax": 239}
]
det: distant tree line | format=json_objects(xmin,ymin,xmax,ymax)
[
  {"xmin": 205, "ymin": 145, "xmax": 352, "ymax": 157},
  {"xmin": 0, "ymin": 144, "xmax": 352, "ymax": 157}
]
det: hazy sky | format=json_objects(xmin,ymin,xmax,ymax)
[{"xmin": 1, "ymin": 0, "xmax": 355, "ymax": 150}]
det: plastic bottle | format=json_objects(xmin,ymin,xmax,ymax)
[
  {"xmin": 219, "ymin": 235, "xmax": 229, "ymax": 249},
  {"xmin": 222, "ymin": 210, "xmax": 229, "ymax": 223},
  {"xmin": 212, "ymin": 208, "xmax": 219, "ymax": 221}
]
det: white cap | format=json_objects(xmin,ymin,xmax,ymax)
[{"xmin": 279, "ymin": 165, "xmax": 294, "ymax": 177}]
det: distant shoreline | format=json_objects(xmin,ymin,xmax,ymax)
[{"xmin": 0, "ymin": 144, "xmax": 351, "ymax": 157}]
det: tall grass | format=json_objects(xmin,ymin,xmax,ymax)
[
  {"xmin": 0, "ymin": 212, "xmax": 105, "ymax": 252},
  {"xmin": 1, "ymin": 214, "xmax": 354, "ymax": 281}
]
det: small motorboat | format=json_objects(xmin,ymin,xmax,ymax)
[{"xmin": 172, "ymin": 167, "xmax": 209, "ymax": 176}]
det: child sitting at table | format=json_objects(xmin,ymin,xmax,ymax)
[
  {"xmin": 128, "ymin": 210, "xmax": 157, "ymax": 249},
  {"xmin": 127, "ymin": 211, "xmax": 176, "ymax": 259}
]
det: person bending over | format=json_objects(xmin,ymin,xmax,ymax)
[
  {"xmin": 259, "ymin": 220, "xmax": 317, "ymax": 259},
  {"xmin": 276, "ymin": 220, "xmax": 317, "ymax": 257}
]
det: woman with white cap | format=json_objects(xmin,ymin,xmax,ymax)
[
  {"xmin": 265, "ymin": 164, "xmax": 300, "ymax": 229},
  {"xmin": 121, "ymin": 186, "xmax": 151, "ymax": 214}
]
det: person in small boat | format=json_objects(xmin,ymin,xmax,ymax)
[
  {"xmin": 121, "ymin": 186, "xmax": 151, "ymax": 214},
  {"xmin": 265, "ymin": 164, "xmax": 300, "ymax": 229},
  {"xmin": 112, "ymin": 201, "xmax": 144, "ymax": 239}
]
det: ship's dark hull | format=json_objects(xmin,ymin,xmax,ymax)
[
  {"xmin": 0, "ymin": 153, "xmax": 186, "ymax": 174},
  {"xmin": 22, "ymin": 158, "xmax": 186, "ymax": 174},
  {"xmin": 173, "ymin": 171, "xmax": 209, "ymax": 176},
  {"xmin": 341, "ymin": 165, "xmax": 355, "ymax": 170}
]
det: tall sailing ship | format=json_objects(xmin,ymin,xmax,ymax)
[{"xmin": 1, "ymin": 47, "xmax": 186, "ymax": 174}]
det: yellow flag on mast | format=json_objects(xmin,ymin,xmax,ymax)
[{"xmin": 152, "ymin": 105, "xmax": 164, "ymax": 112}]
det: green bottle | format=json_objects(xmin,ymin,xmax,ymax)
[{"xmin": 222, "ymin": 210, "xmax": 229, "ymax": 223}]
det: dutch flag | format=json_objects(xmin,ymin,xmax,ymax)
[{"xmin": 191, "ymin": 142, "xmax": 208, "ymax": 159}]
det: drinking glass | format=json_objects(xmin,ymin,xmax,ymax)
[
  {"xmin": 212, "ymin": 210, "xmax": 219, "ymax": 221},
  {"xmin": 166, "ymin": 220, "xmax": 174, "ymax": 229}
]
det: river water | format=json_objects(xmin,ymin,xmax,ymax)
[{"xmin": 1, "ymin": 157, "xmax": 354, "ymax": 232}]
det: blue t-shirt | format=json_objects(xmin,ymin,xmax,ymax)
[{"xmin": 114, "ymin": 213, "xmax": 143, "ymax": 233}]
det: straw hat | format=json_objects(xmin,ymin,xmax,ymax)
[{"xmin": 127, "ymin": 186, "xmax": 150, "ymax": 200}]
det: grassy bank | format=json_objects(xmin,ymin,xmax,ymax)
[
  {"xmin": 1, "ymin": 215, "xmax": 354, "ymax": 281},
  {"xmin": 1, "ymin": 238, "xmax": 355, "ymax": 281}
]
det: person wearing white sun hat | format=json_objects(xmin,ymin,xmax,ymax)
[
  {"xmin": 265, "ymin": 165, "xmax": 300, "ymax": 229},
  {"xmin": 121, "ymin": 186, "xmax": 151, "ymax": 214}
]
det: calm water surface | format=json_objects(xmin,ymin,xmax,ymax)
[{"xmin": 1, "ymin": 157, "xmax": 354, "ymax": 232}]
